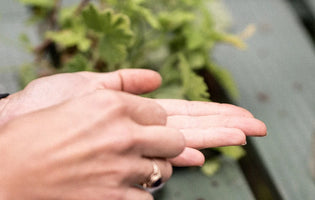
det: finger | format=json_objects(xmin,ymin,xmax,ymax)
[
  {"xmin": 169, "ymin": 147, "xmax": 205, "ymax": 167},
  {"xmin": 181, "ymin": 127, "xmax": 247, "ymax": 149},
  {"xmin": 167, "ymin": 115, "xmax": 267, "ymax": 136},
  {"xmin": 127, "ymin": 158, "xmax": 172, "ymax": 187},
  {"xmin": 135, "ymin": 126, "xmax": 185, "ymax": 158},
  {"xmin": 123, "ymin": 96, "xmax": 167, "ymax": 126},
  {"xmin": 79, "ymin": 69, "xmax": 162, "ymax": 94},
  {"xmin": 155, "ymin": 99, "xmax": 254, "ymax": 117},
  {"xmin": 125, "ymin": 188, "xmax": 153, "ymax": 200},
  {"xmin": 78, "ymin": 90, "xmax": 167, "ymax": 126}
]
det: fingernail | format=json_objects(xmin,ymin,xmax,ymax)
[{"xmin": 242, "ymin": 141, "xmax": 247, "ymax": 146}]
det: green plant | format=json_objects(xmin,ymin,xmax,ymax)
[{"xmin": 18, "ymin": 0, "xmax": 246, "ymax": 175}]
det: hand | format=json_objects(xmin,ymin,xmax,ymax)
[
  {"xmin": 155, "ymin": 99, "xmax": 267, "ymax": 166},
  {"xmin": 0, "ymin": 69, "xmax": 267, "ymax": 167},
  {"xmin": 0, "ymin": 69, "xmax": 162, "ymax": 125},
  {"xmin": 0, "ymin": 90, "xmax": 185, "ymax": 200}
]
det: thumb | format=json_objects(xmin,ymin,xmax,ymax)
[{"xmin": 81, "ymin": 69, "xmax": 162, "ymax": 94}]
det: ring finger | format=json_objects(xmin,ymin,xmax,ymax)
[{"xmin": 127, "ymin": 158, "xmax": 172, "ymax": 189}]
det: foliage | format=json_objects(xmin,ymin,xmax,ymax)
[
  {"xmin": 18, "ymin": 0, "xmax": 244, "ymax": 100},
  {"xmin": 18, "ymin": 0, "xmax": 246, "ymax": 173},
  {"xmin": 201, "ymin": 158, "xmax": 221, "ymax": 176}
]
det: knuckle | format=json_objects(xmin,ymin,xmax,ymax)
[
  {"xmin": 120, "ymin": 134, "xmax": 136, "ymax": 152},
  {"xmin": 118, "ymin": 162, "xmax": 133, "ymax": 180},
  {"xmin": 86, "ymin": 90, "xmax": 127, "ymax": 113},
  {"xmin": 113, "ymin": 124, "xmax": 138, "ymax": 152},
  {"xmin": 168, "ymin": 128, "xmax": 186, "ymax": 154},
  {"xmin": 155, "ymin": 104, "xmax": 167, "ymax": 125},
  {"xmin": 134, "ymin": 101, "xmax": 167, "ymax": 125}
]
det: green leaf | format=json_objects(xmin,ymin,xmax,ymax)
[
  {"xmin": 135, "ymin": 6, "xmax": 160, "ymax": 29},
  {"xmin": 82, "ymin": 5, "xmax": 133, "ymax": 36},
  {"xmin": 212, "ymin": 32, "xmax": 246, "ymax": 50},
  {"xmin": 151, "ymin": 84, "xmax": 185, "ymax": 99},
  {"xmin": 19, "ymin": 0, "xmax": 54, "ymax": 8},
  {"xmin": 160, "ymin": 55, "xmax": 181, "ymax": 85},
  {"xmin": 81, "ymin": 4, "xmax": 106, "ymax": 33},
  {"xmin": 201, "ymin": 159, "xmax": 221, "ymax": 176},
  {"xmin": 126, "ymin": 0, "xmax": 161, "ymax": 29},
  {"xmin": 82, "ymin": 5, "xmax": 134, "ymax": 66},
  {"xmin": 98, "ymin": 36, "xmax": 127, "ymax": 66},
  {"xmin": 206, "ymin": 63, "xmax": 239, "ymax": 100},
  {"xmin": 188, "ymin": 51, "xmax": 206, "ymax": 70},
  {"xmin": 178, "ymin": 54, "xmax": 210, "ymax": 101},
  {"xmin": 63, "ymin": 54, "xmax": 92, "ymax": 73},
  {"xmin": 184, "ymin": 26, "xmax": 207, "ymax": 50},
  {"xmin": 159, "ymin": 10, "xmax": 195, "ymax": 31},
  {"xmin": 59, "ymin": 6, "xmax": 77, "ymax": 28},
  {"xmin": 46, "ymin": 30, "xmax": 91, "ymax": 52},
  {"xmin": 217, "ymin": 146, "xmax": 246, "ymax": 160}
]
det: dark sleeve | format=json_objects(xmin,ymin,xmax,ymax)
[{"xmin": 0, "ymin": 93, "xmax": 9, "ymax": 99}]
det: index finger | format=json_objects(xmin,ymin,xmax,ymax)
[
  {"xmin": 134, "ymin": 126, "xmax": 185, "ymax": 158},
  {"xmin": 119, "ymin": 93, "xmax": 167, "ymax": 126}
]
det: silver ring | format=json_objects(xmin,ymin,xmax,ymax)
[{"xmin": 142, "ymin": 160, "xmax": 162, "ymax": 188}]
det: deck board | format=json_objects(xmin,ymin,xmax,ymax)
[
  {"xmin": 307, "ymin": 0, "xmax": 315, "ymax": 14},
  {"xmin": 215, "ymin": 0, "xmax": 315, "ymax": 199},
  {"xmin": 155, "ymin": 159, "xmax": 254, "ymax": 200}
]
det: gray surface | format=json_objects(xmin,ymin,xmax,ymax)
[
  {"xmin": 155, "ymin": 159, "xmax": 254, "ymax": 200},
  {"xmin": 215, "ymin": 0, "xmax": 315, "ymax": 199},
  {"xmin": 0, "ymin": 0, "xmax": 37, "ymax": 93},
  {"xmin": 307, "ymin": 0, "xmax": 315, "ymax": 14}
]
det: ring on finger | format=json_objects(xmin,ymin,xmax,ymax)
[{"xmin": 142, "ymin": 160, "xmax": 162, "ymax": 188}]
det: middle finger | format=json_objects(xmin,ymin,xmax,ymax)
[
  {"xmin": 134, "ymin": 125, "xmax": 185, "ymax": 158},
  {"xmin": 167, "ymin": 115, "xmax": 267, "ymax": 136}
]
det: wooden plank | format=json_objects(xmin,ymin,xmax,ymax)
[
  {"xmin": 215, "ymin": 0, "xmax": 315, "ymax": 199},
  {"xmin": 0, "ymin": 1, "xmax": 255, "ymax": 199},
  {"xmin": 155, "ymin": 159, "xmax": 254, "ymax": 200},
  {"xmin": 306, "ymin": 0, "xmax": 315, "ymax": 14}
]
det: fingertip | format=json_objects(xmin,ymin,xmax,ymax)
[
  {"xmin": 228, "ymin": 128, "xmax": 247, "ymax": 146},
  {"xmin": 254, "ymin": 119, "xmax": 267, "ymax": 137},
  {"xmin": 261, "ymin": 122, "xmax": 268, "ymax": 136},
  {"xmin": 118, "ymin": 69, "xmax": 162, "ymax": 94},
  {"xmin": 169, "ymin": 148, "xmax": 205, "ymax": 167}
]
